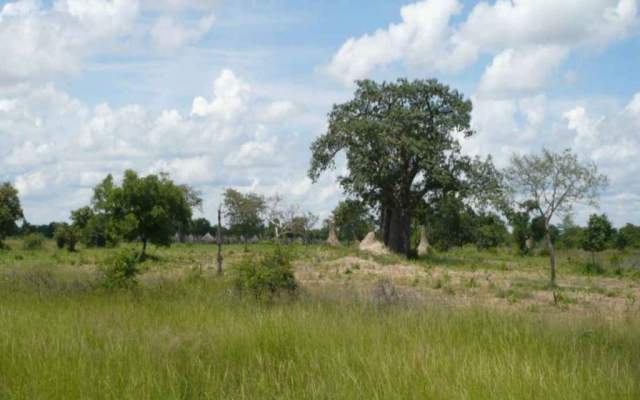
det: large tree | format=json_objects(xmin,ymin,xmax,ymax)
[
  {"xmin": 93, "ymin": 170, "xmax": 199, "ymax": 260},
  {"xmin": 504, "ymin": 148, "xmax": 607, "ymax": 286},
  {"xmin": 0, "ymin": 182, "xmax": 24, "ymax": 248},
  {"xmin": 223, "ymin": 188, "xmax": 265, "ymax": 250},
  {"xmin": 309, "ymin": 78, "xmax": 483, "ymax": 256}
]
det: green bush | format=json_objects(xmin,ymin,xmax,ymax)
[
  {"xmin": 53, "ymin": 225, "xmax": 79, "ymax": 252},
  {"xmin": 100, "ymin": 249, "xmax": 140, "ymax": 289},
  {"xmin": 22, "ymin": 233, "xmax": 45, "ymax": 250},
  {"xmin": 232, "ymin": 246, "xmax": 297, "ymax": 300},
  {"xmin": 581, "ymin": 262, "xmax": 605, "ymax": 275}
]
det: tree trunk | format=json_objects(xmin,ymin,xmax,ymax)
[
  {"xmin": 545, "ymin": 230, "xmax": 556, "ymax": 287},
  {"xmin": 216, "ymin": 206, "xmax": 223, "ymax": 275},
  {"xmin": 138, "ymin": 238, "xmax": 148, "ymax": 262},
  {"xmin": 381, "ymin": 206, "xmax": 392, "ymax": 246},
  {"xmin": 386, "ymin": 205, "xmax": 412, "ymax": 257}
]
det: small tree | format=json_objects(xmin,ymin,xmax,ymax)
[
  {"xmin": 93, "ymin": 170, "xmax": 199, "ymax": 260},
  {"xmin": 223, "ymin": 188, "xmax": 265, "ymax": 251},
  {"xmin": 0, "ymin": 182, "xmax": 24, "ymax": 248},
  {"xmin": 504, "ymin": 148, "xmax": 607, "ymax": 286},
  {"xmin": 582, "ymin": 214, "xmax": 614, "ymax": 266}
]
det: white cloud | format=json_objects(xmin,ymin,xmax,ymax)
[
  {"xmin": 150, "ymin": 13, "xmax": 214, "ymax": 51},
  {"xmin": 326, "ymin": 0, "xmax": 462, "ymax": 85},
  {"xmin": 223, "ymin": 138, "xmax": 279, "ymax": 168},
  {"xmin": 478, "ymin": 46, "xmax": 567, "ymax": 96},
  {"xmin": 260, "ymin": 100, "xmax": 296, "ymax": 122},
  {"xmin": 326, "ymin": 0, "xmax": 639, "ymax": 91},
  {"xmin": 191, "ymin": 69, "xmax": 250, "ymax": 121},
  {"xmin": 14, "ymin": 170, "xmax": 46, "ymax": 197}
]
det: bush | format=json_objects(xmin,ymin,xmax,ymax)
[
  {"xmin": 54, "ymin": 225, "xmax": 79, "ymax": 252},
  {"xmin": 101, "ymin": 249, "xmax": 140, "ymax": 289},
  {"xmin": 581, "ymin": 262, "xmax": 605, "ymax": 275},
  {"xmin": 22, "ymin": 233, "xmax": 45, "ymax": 250},
  {"xmin": 232, "ymin": 246, "xmax": 297, "ymax": 300}
]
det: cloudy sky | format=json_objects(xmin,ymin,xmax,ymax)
[{"xmin": 1, "ymin": 0, "xmax": 639, "ymax": 226}]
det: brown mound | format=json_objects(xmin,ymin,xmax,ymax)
[{"xmin": 359, "ymin": 231, "xmax": 390, "ymax": 255}]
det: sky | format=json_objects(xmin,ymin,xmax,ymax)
[{"xmin": 1, "ymin": 0, "xmax": 639, "ymax": 227}]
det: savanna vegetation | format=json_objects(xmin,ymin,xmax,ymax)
[{"xmin": 1, "ymin": 78, "xmax": 639, "ymax": 399}]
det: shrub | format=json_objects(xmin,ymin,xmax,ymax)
[
  {"xmin": 54, "ymin": 225, "xmax": 79, "ymax": 252},
  {"xmin": 54, "ymin": 227, "xmax": 66, "ymax": 249},
  {"xmin": 101, "ymin": 249, "xmax": 140, "ymax": 289},
  {"xmin": 581, "ymin": 262, "xmax": 605, "ymax": 275},
  {"xmin": 232, "ymin": 246, "xmax": 297, "ymax": 300},
  {"xmin": 22, "ymin": 233, "xmax": 45, "ymax": 250}
]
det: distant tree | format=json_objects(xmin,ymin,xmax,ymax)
[
  {"xmin": 504, "ymin": 148, "xmax": 608, "ymax": 286},
  {"xmin": 422, "ymin": 194, "xmax": 476, "ymax": 251},
  {"xmin": 53, "ymin": 223, "xmax": 79, "ymax": 252},
  {"xmin": 223, "ymin": 188, "xmax": 265, "ymax": 250},
  {"xmin": 331, "ymin": 199, "xmax": 374, "ymax": 242},
  {"xmin": 558, "ymin": 215, "xmax": 583, "ymax": 249},
  {"xmin": 189, "ymin": 218, "xmax": 213, "ymax": 237},
  {"xmin": 0, "ymin": 182, "xmax": 23, "ymax": 248},
  {"xmin": 474, "ymin": 212, "xmax": 508, "ymax": 250},
  {"xmin": 93, "ymin": 170, "xmax": 199, "ymax": 260},
  {"xmin": 582, "ymin": 214, "xmax": 614, "ymax": 265},
  {"xmin": 289, "ymin": 212, "xmax": 319, "ymax": 244},
  {"xmin": 308, "ymin": 78, "xmax": 496, "ymax": 257},
  {"xmin": 615, "ymin": 223, "xmax": 640, "ymax": 249}
]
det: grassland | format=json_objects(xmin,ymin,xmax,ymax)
[{"xmin": 0, "ymin": 240, "xmax": 639, "ymax": 399}]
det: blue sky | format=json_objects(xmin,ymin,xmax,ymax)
[{"xmin": 1, "ymin": 0, "xmax": 639, "ymax": 226}]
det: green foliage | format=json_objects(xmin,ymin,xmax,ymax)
[
  {"xmin": 474, "ymin": 212, "xmax": 508, "ymax": 250},
  {"xmin": 582, "ymin": 214, "xmax": 614, "ymax": 258},
  {"xmin": 308, "ymin": 78, "xmax": 498, "ymax": 256},
  {"xmin": 616, "ymin": 223, "xmax": 640, "ymax": 249},
  {"xmin": 100, "ymin": 249, "xmax": 140, "ymax": 289},
  {"xmin": 0, "ymin": 182, "xmax": 23, "ymax": 246},
  {"xmin": 331, "ymin": 199, "xmax": 374, "ymax": 242},
  {"xmin": 22, "ymin": 233, "xmax": 45, "ymax": 250},
  {"xmin": 423, "ymin": 194, "xmax": 476, "ymax": 250},
  {"xmin": 53, "ymin": 224, "xmax": 80, "ymax": 252},
  {"xmin": 223, "ymin": 188, "xmax": 265, "ymax": 245},
  {"xmin": 90, "ymin": 170, "xmax": 200, "ymax": 258},
  {"xmin": 232, "ymin": 246, "xmax": 297, "ymax": 300}
]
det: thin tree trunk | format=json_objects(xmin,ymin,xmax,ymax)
[
  {"xmin": 545, "ymin": 230, "xmax": 556, "ymax": 287},
  {"xmin": 216, "ymin": 206, "xmax": 223, "ymax": 275},
  {"xmin": 138, "ymin": 238, "xmax": 147, "ymax": 262}
]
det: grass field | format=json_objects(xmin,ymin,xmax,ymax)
[{"xmin": 1, "ymin": 240, "xmax": 639, "ymax": 399}]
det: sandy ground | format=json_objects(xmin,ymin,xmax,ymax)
[{"xmin": 294, "ymin": 254, "xmax": 640, "ymax": 318}]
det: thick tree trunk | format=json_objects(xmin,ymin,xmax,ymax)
[
  {"xmin": 545, "ymin": 230, "xmax": 557, "ymax": 287},
  {"xmin": 386, "ymin": 205, "xmax": 412, "ymax": 257},
  {"xmin": 381, "ymin": 207, "xmax": 392, "ymax": 246}
]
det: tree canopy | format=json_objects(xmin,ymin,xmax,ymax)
[
  {"xmin": 0, "ymin": 182, "xmax": 23, "ymax": 247},
  {"xmin": 308, "ymin": 78, "xmax": 491, "ymax": 256},
  {"xmin": 92, "ymin": 170, "xmax": 199, "ymax": 259},
  {"xmin": 223, "ymin": 188, "xmax": 266, "ymax": 249},
  {"xmin": 504, "ymin": 148, "xmax": 608, "ymax": 286}
]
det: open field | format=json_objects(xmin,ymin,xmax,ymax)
[{"xmin": 1, "ymin": 241, "xmax": 639, "ymax": 399}]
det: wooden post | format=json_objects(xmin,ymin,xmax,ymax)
[{"xmin": 216, "ymin": 205, "xmax": 223, "ymax": 275}]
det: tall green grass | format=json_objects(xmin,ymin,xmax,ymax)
[{"xmin": 1, "ymin": 272, "xmax": 638, "ymax": 399}]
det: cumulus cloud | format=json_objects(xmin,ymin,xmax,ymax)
[
  {"xmin": 0, "ymin": 0, "xmax": 139, "ymax": 83},
  {"xmin": 478, "ymin": 46, "xmax": 568, "ymax": 96},
  {"xmin": 326, "ymin": 0, "xmax": 639, "ymax": 92},
  {"xmin": 191, "ymin": 69, "xmax": 251, "ymax": 121},
  {"xmin": 0, "ymin": 69, "xmax": 328, "ymax": 222}
]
